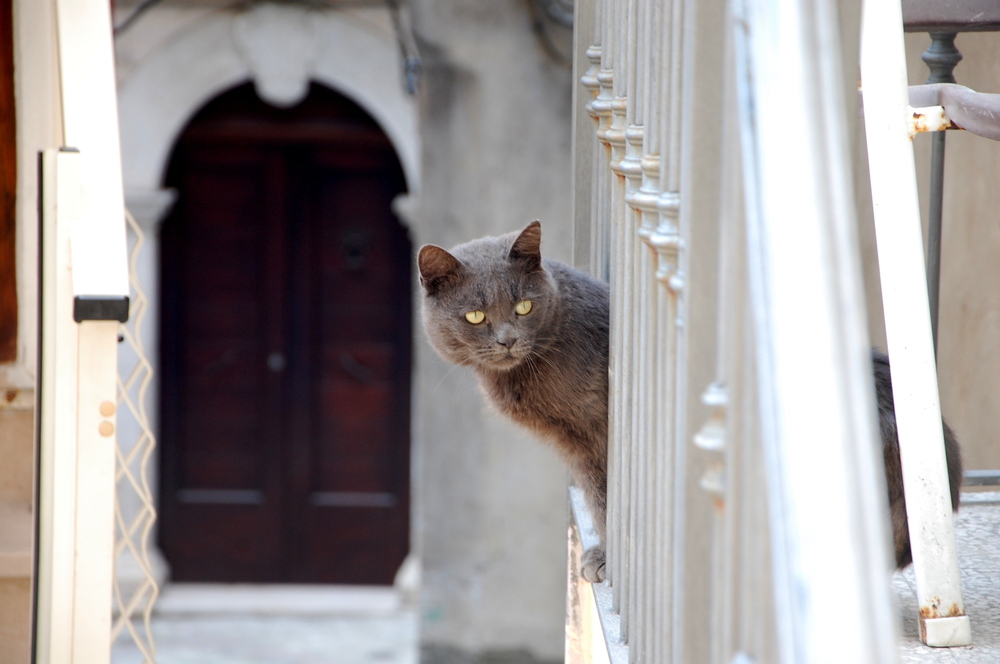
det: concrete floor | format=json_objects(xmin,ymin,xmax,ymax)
[
  {"xmin": 895, "ymin": 491, "xmax": 1000, "ymax": 663},
  {"xmin": 111, "ymin": 586, "xmax": 418, "ymax": 664},
  {"xmin": 111, "ymin": 614, "xmax": 418, "ymax": 664},
  {"xmin": 111, "ymin": 492, "xmax": 1000, "ymax": 664}
]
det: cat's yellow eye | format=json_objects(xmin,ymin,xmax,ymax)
[
  {"xmin": 465, "ymin": 310, "xmax": 486, "ymax": 324},
  {"xmin": 515, "ymin": 300, "xmax": 533, "ymax": 316}
]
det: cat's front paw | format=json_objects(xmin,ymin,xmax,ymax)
[{"xmin": 580, "ymin": 546, "xmax": 606, "ymax": 583}]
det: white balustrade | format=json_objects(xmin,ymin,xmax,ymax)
[{"xmin": 566, "ymin": 0, "xmax": 903, "ymax": 661}]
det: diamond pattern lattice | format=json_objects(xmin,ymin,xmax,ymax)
[{"xmin": 111, "ymin": 209, "xmax": 159, "ymax": 663}]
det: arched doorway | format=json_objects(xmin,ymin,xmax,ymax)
[{"xmin": 157, "ymin": 82, "xmax": 412, "ymax": 585}]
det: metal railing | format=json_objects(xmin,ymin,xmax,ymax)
[
  {"xmin": 903, "ymin": 2, "xmax": 1000, "ymax": 493},
  {"xmin": 566, "ymin": 0, "xmax": 901, "ymax": 662}
]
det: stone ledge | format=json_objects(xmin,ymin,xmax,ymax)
[{"xmin": 155, "ymin": 583, "xmax": 403, "ymax": 617}]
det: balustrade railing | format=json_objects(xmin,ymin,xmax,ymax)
[{"xmin": 566, "ymin": 0, "xmax": 901, "ymax": 662}]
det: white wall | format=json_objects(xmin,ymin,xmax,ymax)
[{"xmin": 2, "ymin": 0, "xmax": 63, "ymax": 389}]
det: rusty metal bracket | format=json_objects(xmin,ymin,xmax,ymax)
[
  {"xmin": 909, "ymin": 83, "xmax": 1000, "ymax": 140},
  {"xmin": 908, "ymin": 105, "xmax": 953, "ymax": 136}
]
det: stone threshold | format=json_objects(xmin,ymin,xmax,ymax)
[{"xmin": 154, "ymin": 583, "xmax": 404, "ymax": 617}]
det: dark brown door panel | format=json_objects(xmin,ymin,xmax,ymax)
[{"xmin": 160, "ymin": 83, "xmax": 410, "ymax": 585}]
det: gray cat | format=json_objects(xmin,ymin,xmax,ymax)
[
  {"xmin": 418, "ymin": 221, "xmax": 962, "ymax": 581},
  {"xmin": 418, "ymin": 221, "xmax": 610, "ymax": 581}
]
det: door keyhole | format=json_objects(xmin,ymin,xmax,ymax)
[
  {"xmin": 341, "ymin": 229, "xmax": 372, "ymax": 270},
  {"xmin": 267, "ymin": 352, "xmax": 286, "ymax": 373}
]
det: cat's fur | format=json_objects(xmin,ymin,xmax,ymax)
[
  {"xmin": 418, "ymin": 221, "xmax": 961, "ymax": 580},
  {"xmin": 873, "ymin": 350, "xmax": 963, "ymax": 568}
]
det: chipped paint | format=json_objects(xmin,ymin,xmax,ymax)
[
  {"xmin": 919, "ymin": 597, "xmax": 966, "ymax": 620},
  {"xmin": 909, "ymin": 105, "xmax": 954, "ymax": 137}
]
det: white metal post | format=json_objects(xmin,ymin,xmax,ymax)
[
  {"xmin": 73, "ymin": 320, "xmax": 119, "ymax": 663},
  {"xmin": 37, "ymin": 149, "xmax": 122, "ymax": 664},
  {"xmin": 859, "ymin": 0, "xmax": 971, "ymax": 648},
  {"xmin": 36, "ymin": 149, "xmax": 83, "ymax": 664},
  {"xmin": 54, "ymin": 0, "xmax": 129, "ymax": 306}
]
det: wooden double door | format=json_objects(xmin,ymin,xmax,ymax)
[{"xmin": 159, "ymin": 84, "xmax": 411, "ymax": 584}]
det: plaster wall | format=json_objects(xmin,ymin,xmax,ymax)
[
  {"xmin": 2, "ymin": 0, "xmax": 62, "ymax": 389},
  {"xmin": 408, "ymin": 2, "xmax": 573, "ymax": 660}
]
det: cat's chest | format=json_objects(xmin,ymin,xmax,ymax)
[
  {"xmin": 488, "ymin": 376, "xmax": 543, "ymax": 413},
  {"xmin": 483, "ymin": 363, "xmax": 597, "ymax": 423}
]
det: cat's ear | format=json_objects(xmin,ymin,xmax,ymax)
[
  {"xmin": 509, "ymin": 220, "xmax": 542, "ymax": 271},
  {"xmin": 418, "ymin": 245, "xmax": 464, "ymax": 295}
]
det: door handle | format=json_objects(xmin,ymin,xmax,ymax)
[{"xmin": 267, "ymin": 352, "xmax": 286, "ymax": 372}]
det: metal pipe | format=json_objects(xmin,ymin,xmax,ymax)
[
  {"xmin": 908, "ymin": 83, "xmax": 1000, "ymax": 140},
  {"xmin": 921, "ymin": 33, "xmax": 961, "ymax": 356},
  {"xmin": 926, "ymin": 131, "xmax": 944, "ymax": 354},
  {"xmin": 963, "ymin": 470, "xmax": 1000, "ymax": 487}
]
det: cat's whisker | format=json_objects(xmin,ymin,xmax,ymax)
[
  {"xmin": 527, "ymin": 339, "xmax": 574, "ymax": 359},
  {"xmin": 523, "ymin": 355, "xmax": 544, "ymax": 382},
  {"xmin": 432, "ymin": 360, "xmax": 471, "ymax": 393}
]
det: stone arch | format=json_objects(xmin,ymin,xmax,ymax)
[
  {"xmin": 112, "ymin": 3, "xmax": 422, "ymax": 593},
  {"xmin": 118, "ymin": 3, "xmax": 421, "ymax": 196}
]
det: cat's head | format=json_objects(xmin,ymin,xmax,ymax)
[{"xmin": 417, "ymin": 221, "xmax": 558, "ymax": 372}]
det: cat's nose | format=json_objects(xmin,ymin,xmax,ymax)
[{"xmin": 495, "ymin": 331, "xmax": 518, "ymax": 349}]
